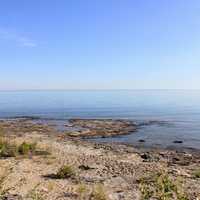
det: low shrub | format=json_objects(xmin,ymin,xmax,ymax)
[
  {"xmin": 139, "ymin": 172, "xmax": 189, "ymax": 200},
  {"xmin": 55, "ymin": 165, "xmax": 76, "ymax": 179},
  {"xmin": 18, "ymin": 142, "xmax": 36, "ymax": 155}
]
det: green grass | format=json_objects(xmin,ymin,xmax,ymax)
[
  {"xmin": 139, "ymin": 172, "xmax": 189, "ymax": 200},
  {"xmin": 18, "ymin": 142, "xmax": 36, "ymax": 155}
]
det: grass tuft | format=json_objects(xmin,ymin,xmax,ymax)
[
  {"xmin": 90, "ymin": 184, "xmax": 108, "ymax": 200},
  {"xmin": 76, "ymin": 183, "xmax": 89, "ymax": 199},
  {"xmin": 0, "ymin": 133, "xmax": 47, "ymax": 158},
  {"xmin": 26, "ymin": 184, "xmax": 44, "ymax": 200},
  {"xmin": 18, "ymin": 142, "xmax": 36, "ymax": 155},
  {"xmin": 139, "ymin": 172, "xmax": 189, "ymax": 200},
  {"xmin": 55, "ymin": 165, "xmax": 76, "ymax": 179},
  {"xmin": 0, "ymin": 138, "xmax": 18, "ymax": 158}
]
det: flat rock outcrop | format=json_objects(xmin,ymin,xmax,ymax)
[{"xmin": 66, "ymin": 119, "xmax": 137, "ymax": 138}]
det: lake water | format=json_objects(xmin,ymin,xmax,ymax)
[{"xmin": 0, "ymin": 90, "xmax": 200, "ymax": 149}]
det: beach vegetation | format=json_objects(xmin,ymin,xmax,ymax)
[
  {"xmin": 0, "ymin": 133, "xmax": 47, "ymax": 158},
  {"xmin": 55, "ymin": 165, "xmax": 76, "ymax": 179},
  {"xmin": 0, "ymin": 128, "xmax": 17, "ymax": 158},
  {"xmin": 76, "ymin": 183, "xmax": 89, "ymax": 199},
  {"xmin": 0, "ymin": 140, "xmax": 37, "ymax": 158},
  {"xmin": 26, "ymin": 184, "xmax": 44, "ymax": 200},
  {"xmin": 0, "ymin": 138, "xmax": 18, "ymax": 157},
  {"xmin": 139, "ymin": 171, "xmax": 189, "ymax": 200},
  {"xmin": 18, "ymin": 141, "xmax": 36, "ymax": 155},
  {"xmin": 90, "ymin": 184, "xmax": 108, "ymax": 200}
]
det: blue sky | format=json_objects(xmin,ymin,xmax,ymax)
[{"xmin": 1, "ymin": 0, "xmax": 200, "ymax": 90}]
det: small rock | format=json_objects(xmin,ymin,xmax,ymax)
[
  {"xmin": 138, "ymin": 139, "xmax": 145, "ymax": 143},
  {"xmin": 79, "ymin": 165, "xmax": 95, "ymax": 170},
  {"xmin": 173, "ymin": 140, "xmax": 183, "ymax": 144},
  {"xmin": 140, "ymin": 153, "xmax": 151, "ymax": 160}
]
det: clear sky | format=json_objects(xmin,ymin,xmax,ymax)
[{"xmin": 1, "ymin": 0, "xmax": 200, "ymax": 90}]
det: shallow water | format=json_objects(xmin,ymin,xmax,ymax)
[{"xmin": 0, "ymin": 90, "xmax": 200, "ymax": 149}]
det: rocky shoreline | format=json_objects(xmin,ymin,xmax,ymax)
[
  {"xmin": 0, "ymin": 119, "xmax": 200, "ymax": 200},
  {"xmin": 65, "ymin": 119, "xmax": 137, "ymax": 138}
]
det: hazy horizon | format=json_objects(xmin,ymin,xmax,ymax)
[
  {"xmin": 1, "ymin": 89, "xmax": 200, "ymax": 92},
  {"xmin": 1, "ymin": 1, "xmax": 200, "ymax": 90}
]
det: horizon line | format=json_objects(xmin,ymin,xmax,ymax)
[{"xmin": 0, "ymin": 88, "xmax": 200, "ymax": 92}]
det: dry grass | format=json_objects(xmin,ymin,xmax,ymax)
[
  {"xmin": 90, "ymin": 184, "xmax": 108, "ymax": 200},
  {"xmin": 0, "ymin": 137, "xmax": 18, "ymax": 158},
  {"xmin": 55, "ymin": 165, "xmax": 76, "ymax": 179},
  {"xmin": 0, "ymin": 133, "xmax": 49, "ymax": 158},
  {"xmin": 26, "ymin": 184, "xmax": 44, "ymax": 200}
]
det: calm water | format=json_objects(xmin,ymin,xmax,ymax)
[{"xmin": 0, "ymin": 90, "xmax": 200, "ymax": 149}]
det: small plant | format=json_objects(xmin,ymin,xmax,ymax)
[
  {"xmin": 193, "ymin": 169, "xmax": 200, "ymax": 178},
  {"xmin": 139, "ymin": 172, "xmax": 189, "ymax": 200},
  {"xmin": 90, "ymin": 184, "xmax": 108, "ymax": 200},
  {"xmin": 0, "ymin": 139, "xmax": 18, "ymax": 158},
  {"xmin": 18, "ymin": 142, "xmax": 36, "ymax": 155},
  {"xmin": 76, "ymin": 183, "xmax": 88, "ymax": 199},
  {"xmin": 26, "ymin": 184, "xmax": 44, "ymax": 200},
  {"xmin": 156, "ymin": 173, "xmax": 176, "ymax": 200},
  {"xmin": 55, "ymin": 165, "xmax": 76, "ymax": 179},
  {"xmin": 0, "ymin": 139, "xmax": 45, "ymax": 158},
  {"xmin": 139, "ymin": 181, "xmax": 153, "ymax": 200}
]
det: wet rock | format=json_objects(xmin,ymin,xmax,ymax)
[
  {"xmin": 138, "ymin": 139, "xmax": 145, "ymax": 143},
  {"xmin": 168, "ymin": 152, "xmax": 193, "ymax": 166},
  {"xmin": 79, "ymin": 164, "xmax": 95, "ymax": 170},
  {"xmin": 140, "ymin": 153, "xmax": 151, "ymax": 160},
  {"xmin": 138, "ymin": 120, "xmax": 170, "ymax": 127},
  {"xmin": 67, "ymin": 119, "xmax": 137, "ymax": 138},
  {"xmin": 173, "ymin": 140, "xmax": 183, "ymax": 144},
  {"xmin": 140, "ymin": 152, "xmax": 160, "ymax": 162}
]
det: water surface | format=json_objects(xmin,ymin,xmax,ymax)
[{"xmin": 0, "ymin": 90, "xmax": 200, "ymax": 149}]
